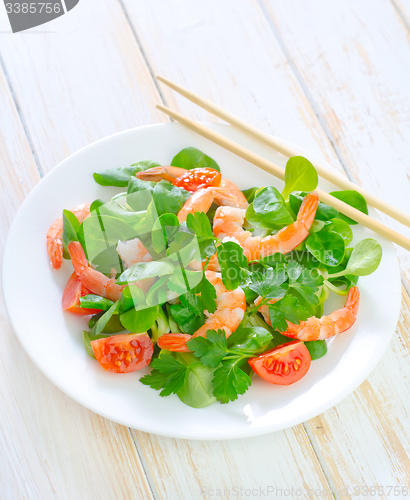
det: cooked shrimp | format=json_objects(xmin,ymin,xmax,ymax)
[
  {"xmin": 116, "ymin": 238, "xmax": 152, "ymax": 268},
  {"xmin": 136, "ymin": 165, "xmax": 187, "ymax": 183},
  {"xmin": 218, "ymin": 178, "xmax": 248, "ymax": 209},
  {"xmin": 68, "ymin": 241, "xmax": 152, "ymax": 302},
  {"xmin": 177, "ymin": 187, "xmax": 236, "ymax": 223},
  {"xmin": 213, "ymin": 192, "xmax": 319, "ymax": 260},
  {"xmin": 256, "ymin": 286, "xmax": 360, "ymax": 341},
  {"xmin": 157, "ymin": 270, "xmax": 246, "ymax": 352},
  {"xmin": 137, "ymin": 166, "xmax": 248, "ymax": 209},
  {"xmin": 47, "ymin": 204, "xmax": 91, "ymax": 270}
]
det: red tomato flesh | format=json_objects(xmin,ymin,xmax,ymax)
[
  {"xmin": 62, "ymin": 272, "xmax": 102, "ymax": 316},
  {"xmin": 248, "ymin": 341, "xmax": 311, "ymax": 385},
  {"xmin": 91, "ymin": 333, "xmax": 153, "ymax": 373},
  {"xmin": 173, "ymin": 167, "xmax": 221, "ymax": 192}
]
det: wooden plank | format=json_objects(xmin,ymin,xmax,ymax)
[
  {"xmin": 0, "ymin": 7, "xmax": 157, "ymax": 500},
  {"xmin": 133, "ymin": 426, "xmax": 331, "ymax": 500},
  {"xmin": 306, "ymin": 288, "xmax": 410, "ymax": 492},
  {"xmin": 120, "ymin": 0, "xmax": 345, "ymax": 175},
  {"xmin": 0, "ymin": 0, "xmax": 163, "ymax": 174}
]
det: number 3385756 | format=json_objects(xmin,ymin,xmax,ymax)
[{"xmin": 5, "ymin": 3, "xmax": 61, "ymax": 14}]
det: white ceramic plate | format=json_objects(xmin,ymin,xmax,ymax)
[{"xmin": 2, "ymin": 123, "xmax": 401, "ymax": 440}]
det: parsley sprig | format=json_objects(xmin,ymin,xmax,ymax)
[
  {"xmin": 245, "ymin": 262, "xmax": 324, "ymax": 331},
  {"xmin": 187, "ymin": 328, "xmax": 272, "ymax": 403},
  {"xmin": 140, "ymin": 351, "xmax": 189, "ymax": 396}
]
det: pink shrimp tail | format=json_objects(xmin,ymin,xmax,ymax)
[
  {"xmin": 298, "ymin": 191, "xmax": 319, "ymax": 229},
  {"xmin": 68, "ymin": 241, "xmax": 88, "ymax": 273},
  {"xmin": 345, "ymin": 286, "xmax": 360, "ymax": 310},
  {"xmin": 157, "ymin": 333, "xmax": 192, "ymax": 352},
  {"xmin": 68, "ymin": 241, "xmax": 125, "ymax": 301},
  {"xmin": 329, "ymin": 286, "xmax": 360, "ymax": 333},
  {"xmin": 136, "ymin": 166, "xmax": 187, "ymax": 183},
  {"xmin": 47, "ymin": 204, "xmax": 90, "ymax": 270},
  {"xmin": 260, "ymin": 191, "xmax": 319, "ymax": 257},
  {"xmin": 47, "ymin": 237, "xmax": 63, "ymax": 270}
]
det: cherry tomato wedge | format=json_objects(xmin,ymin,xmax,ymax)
[
  {"xmin": 91, "ymin": 333, "xmax": 153, "ymax": 373},
  {"xmin": 62, "ymin": 272, "xmax": 102, "ymax": 316},
  {"xmin": 173, "ymin": 167, "xmax": 221, "ymax": 192},
  {"xmin": 248, "ymin": 341, "xmax": 311, "ymax": 385}
]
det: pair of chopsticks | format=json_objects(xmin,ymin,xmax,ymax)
[{"xmin": 156, "ymin": 75, "xmax": 410, "ymax": 252}]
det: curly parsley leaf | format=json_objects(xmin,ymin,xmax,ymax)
[
  {"xmin": 168, "ymin": 272, "xmax": 217, "ymax": 333},
  {"xmin": 248, "ymin": 266, "xmax": 288, "ymax": 301},
  {"xmin": 212, "ymin": 358, "xmax": 252, "ymax": 404},
  {"xmin": 286, "ymin": 262, "xmax": 323, "ymax": 305},
  {"xmin": 140, "ymin": 351, "xmax": 188, "ymax": 396},
  {"xmin": 170, "ymin": 293, "xmax": 205, "ymax": 334},
  {"xmin": 188, "ymin": 328, "xmax": 271, "ymax": 402},
  {"xmin": 187, "ymin": 329, "xmax": 228, "ymax": 368},
  {"xmin": 268, "ymin": 295, "xmax": 311, "ymax": 332}
]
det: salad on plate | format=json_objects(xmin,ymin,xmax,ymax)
[{"xmin": 46, "ymin": 147, "xmax": 382, "ymax": 408}]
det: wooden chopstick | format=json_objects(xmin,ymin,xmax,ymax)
[
  {"xmin": 157, "ymin": 104, "xmax": 410, "ymax": 252},
  {"xmin": 157, "ymin": 75, "xmax": 410, "ymax": 230}
]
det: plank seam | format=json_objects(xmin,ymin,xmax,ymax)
[
  {"xmin": 116, "ymin": 0, "xmax": 167, "ymax": 105},
  {"xmin": 256, "ymin": 0, "xmax": 357, "ymax": 184},
  {"xmin": 0, "ymin": 51, "xmax": 43, "ymax": 178},
  {"xmin": 390, "ymin": 0, "xmax": 410, "ymax": 32},
  {"xmin": 129, "ymin": 430, "xmax": 161, "ymax": 500},
  {"xmin": 301, "ymin": 423, "xmax": 341, "ymax": 500}
]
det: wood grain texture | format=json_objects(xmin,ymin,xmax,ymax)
[
  {"xmin": 262, "ymin": 0, "xmax": 410, "ymax": 291},
  {"xmin": 121, "ymin": 0, "xmax": 346, "ymax": 176},
  {"xmin": 391, "ymin": 0, "xmax": 410, "ymax": 28},
  {"xmin": 133, "ymin": 426, "xmax": 330, "ymax": 500},
  {"xmin": 0, "ymin": 0, "xmax": 163, "ymax": 175},
  {"xmin": 305, "ymin": 288, "xmax": 410, "ymax": 492}
]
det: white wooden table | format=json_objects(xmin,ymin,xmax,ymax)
[{"xmin": 1, "ymin": 1, "xmax": 410, "ymax": 498}]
